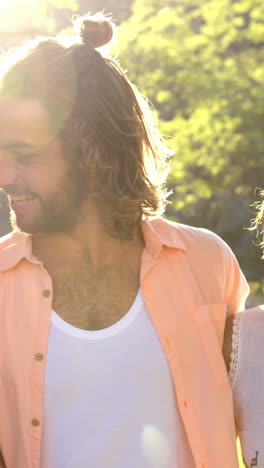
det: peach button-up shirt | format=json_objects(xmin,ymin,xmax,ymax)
[{"xmin": 0, "ymin": 218, "xmax": 249, "ymax": 468}]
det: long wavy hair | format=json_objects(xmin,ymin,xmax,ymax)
[
  {"xmin": 251, "ymin": 189, "xmax": 264, "ymax": 259},
  {"xmin": 0, "ymin": 13, "xmax": 172, "ymax": 239}
]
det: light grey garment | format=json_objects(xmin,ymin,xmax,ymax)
[{"xmin": 229, "ymin": 306, "xmax": 264, "ymax": 468}]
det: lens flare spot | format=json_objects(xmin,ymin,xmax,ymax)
[
  {"xmin": 0, "ymin": 0, "xmax": 9, "ymax": 9},
  {"xmin": 141, "ymin": 424, "xmax": 170, "ymax": 466}
]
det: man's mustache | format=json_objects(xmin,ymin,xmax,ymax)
[{"xmin": 2, "ymin": 186, "xmax": 35, "ymax": 196}]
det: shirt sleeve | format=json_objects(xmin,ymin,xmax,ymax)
[{"xmin": 229, "ymin": 306, "xmax": 264, "ymax": 467}]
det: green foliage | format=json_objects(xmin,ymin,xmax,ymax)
[
  {"xmin": 76, "ymin": 0, "xmax": 133, "ymax": 23},
  {"xmin": 118, "ymin": 0, "xmax": 264, "ymax": 282}
]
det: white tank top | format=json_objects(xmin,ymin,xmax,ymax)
[{"xmin": 40, "ymin": 289, "xmax": 195, "ymax": 468}]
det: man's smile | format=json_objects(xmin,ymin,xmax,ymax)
[
  {"xmin": 8, "ymin": 194, "xmax": 37, "ymax": 212},
  {"xmin": 8, "ymin": 193, "xmax": 35, "ymax": 203}
]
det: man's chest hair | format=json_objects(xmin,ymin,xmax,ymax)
[{"xmin": 51, "ymin": 260, "xmax": 139, "ymax": 330}]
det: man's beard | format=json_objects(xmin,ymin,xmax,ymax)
[{"xmin": 10, "ymin": 165, "xmax": 87, "ymax": 235}]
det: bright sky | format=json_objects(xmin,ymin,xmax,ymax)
[
  {"xmin": 0, "ymin": 0, "xmax": 49, "ymax": 34},
  {"xmin": 0, "ymin": 0, "xmax": 9, "ymax": 9}
]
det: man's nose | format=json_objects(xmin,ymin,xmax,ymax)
[{"xmin": 0, "ymin": 159, "xmax": 17, "ymax": 188}]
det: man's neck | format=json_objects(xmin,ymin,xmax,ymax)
[{"xmin": 31, "ymin": 200, "xmax": 145, "ymax": 275}]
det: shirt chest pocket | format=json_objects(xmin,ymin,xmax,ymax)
[{"xmin": 192, "ymin": 303, "xmax": 229, "ymax": 387}]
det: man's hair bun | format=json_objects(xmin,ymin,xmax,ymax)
[{"xmin": 78, "ymin": 13, "xmax": 115, "ymax": 49}]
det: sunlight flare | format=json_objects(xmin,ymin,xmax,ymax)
[
  {"xmin": 141, "ymin": 425, "xmax": 170, "ymax": 466},
  {"xmin": 0, "ymin": 0, "xmax": 10, "ymax": 9}
]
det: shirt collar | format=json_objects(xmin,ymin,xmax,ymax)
[
  {"xmin": 0, "ymin": 231, "xmax": 41, "ymax": 272},
  {"xmin": 0, "ymin": 218, "xmax": 187, "ymax": 272},
  {"xmin": 142, "ymin": 218, "xmax": 187, "ymax": 257}
]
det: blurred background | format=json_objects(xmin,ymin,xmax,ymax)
[{"xmin": 0, "ymin": 0, "xmax": 263, "ymax": 306}]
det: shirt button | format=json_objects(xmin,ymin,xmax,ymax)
[
  {"xmin": 42, "ymin": 289, "xmax": 51, "ymax": 298},
  {"xmin": 32, "ymin": 419, "xmax": 40, "ymax": 427},
  {"xmin": 35, "ymin": 353, "xmax": 44, "ymax": 361}
]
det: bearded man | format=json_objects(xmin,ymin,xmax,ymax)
[{"xmin": 0, "ymin": 13, "xmax": 249, "ymax": 468}]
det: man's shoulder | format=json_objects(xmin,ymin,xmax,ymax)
[
  {"xmin": 0, "ymin": 231, "xmax": 25, "ymax": 266},
  {"xmin": 153, "ymin": 217, "xmax": 229, "ymax": 253},
  {"xmin": 0, "ymin": 231, "xmax": 17, "ymax": 250},
  {"xmin": 0, "ymin": 230, "xmax": 32, "ymax": 274}
]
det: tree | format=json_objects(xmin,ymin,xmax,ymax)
[
  {"xmin": 118, "ymin": 0, "xmax": 264, "ymax": 281},
  {"xmin": 76, "ymin": 0, "xmax": 133, "ymax": 23}
]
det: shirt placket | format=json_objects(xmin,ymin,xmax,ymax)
[
  {"xmin": 141, "ymin": 248, "xmax": 209, "ymax": 468},
  {"xmin": 31, "ymin": 266, "xmax": 53, "ymax": 468}
]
